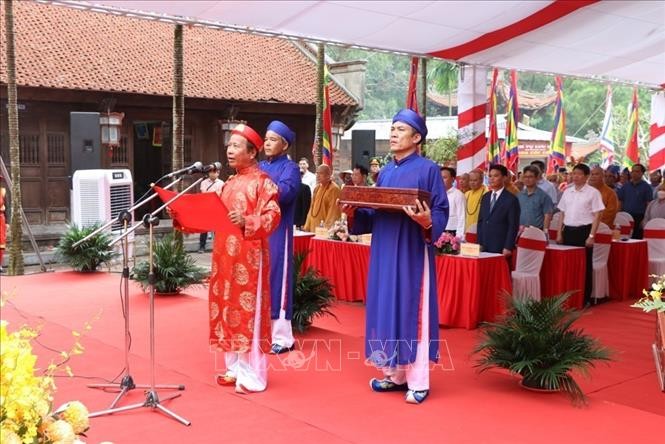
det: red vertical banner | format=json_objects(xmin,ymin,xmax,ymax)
[{"xmin": 406, "ymin": 57, "xmax": 419, "ymax": 113}]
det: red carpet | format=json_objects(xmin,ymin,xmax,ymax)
[{"xmin": 1, "ymin": 271, "xmax": 663, "ymax": 443}]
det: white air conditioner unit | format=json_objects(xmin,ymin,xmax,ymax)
[{"xmin": 71, "ymin": 169, "xmax": 135, "ymax": 256}]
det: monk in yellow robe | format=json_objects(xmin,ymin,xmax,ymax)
[
  {"xmin": 464, "ymin": 169, "xmax": 487, "ymax": 231},
  {"xmin": 303, "ymin": 164, "xmax": 341, "ymax": 231},
  {"xmin": 589, "ymin": 165, "xmax": 619, "ymax": 227}
]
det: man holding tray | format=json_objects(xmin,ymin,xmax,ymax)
[{"xmin": 347, "ymin": 108, "xmax": 449, "ymax": 404}]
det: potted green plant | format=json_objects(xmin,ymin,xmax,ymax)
[
  {"xmin": 56, "ymin": 223, "xmax": 116, "ymax": 272},
  {"xmin": 131, "ymin": 234, "xmax": 208, "ymax": 295},
  {"xmin": 474, "ymin": 293, "xmax": 612, "ymax": 404},
  {"xmin": 291, "ymin": 251, "xmax": 337, "ymax": 333}
]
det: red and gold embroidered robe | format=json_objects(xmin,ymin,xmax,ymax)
[{"xmin": 209, "ymin": 165, "xmax": 280, "ymax": 353}]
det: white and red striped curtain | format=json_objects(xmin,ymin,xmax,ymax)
[
  {"xmin": 650, "ymin": 92, "xmax": 665, "ymax": 173},
  {"xmin": 456, "ymin": 66, "xmax": 488, "ymax": 175}
]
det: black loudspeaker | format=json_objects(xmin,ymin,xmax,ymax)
[
  {"xmin": 351, "ymin": 130, "xmax": 375, "ymax": 170},
  {"xmin": 70, "ymin": 112, "xmax": 102, "ymax": 176}
]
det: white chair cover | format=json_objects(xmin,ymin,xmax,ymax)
[
  {"xmin": 644, "ymin": 218, "xmax": 665, "ymax": 279},
  {"xmin": 614, "ymin": 212, "xmax": 634, "ymax": 237},
  {"xmin": 511, "ymin": 226, "xmax": 547, "ymax": 301},
  {"xmin": 465, "ymin": 223, "xmax": 478, "ymax": 244},
  {"xmin": 591, "ymin": 223, "xmax": 612, "ymax": 300},
  {"xmin": 548, "ymin": 212, "xmax": 562, "ymax": 242}
]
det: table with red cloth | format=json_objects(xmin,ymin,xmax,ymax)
[
  {"xmin": 304, "ymin": 238, "xmax": 512, "ymax": 328},
  {"xmin": 303, "ymin": 238, "xmax": 370, "ymax": 302},
  {"xmin": 540, "ymin": 244, "xmax": 586, "ymax": 309},
  {"xmin": 294, "ymin": 230, "xmax": 314, "ymax": 256},
  {"xmin": 437, "ymin": 253, "xmax": 512, "ymax": 329},
  {"xmin": 608, "ymin": 239, "xmax": 649, "ymax": 301}
]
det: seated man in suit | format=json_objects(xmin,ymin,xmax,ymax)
[{"xmin": 477, "ymin": 164, "xmax": 521, "ymax": 256}]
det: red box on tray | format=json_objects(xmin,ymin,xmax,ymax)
[{"xmin": 339, "ymin": 186, "xmax": 431, "ymax": 211}]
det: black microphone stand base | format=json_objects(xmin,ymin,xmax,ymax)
[
  {"xmin": 89, "ymin": 390, "xmax": 190, "ymax": 426},
  {"xmin": 87, "ymin": 375, "xmax": 185, "ymax": 411}
]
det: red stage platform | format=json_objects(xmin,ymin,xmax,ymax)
[{"xmin": 1, "ymin": 271, "xmax": 663, "ymax": 443}]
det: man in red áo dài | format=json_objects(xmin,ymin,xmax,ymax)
[{"xmin": 178, "ymin": 124, "xmax": 281, "ymax": 393}]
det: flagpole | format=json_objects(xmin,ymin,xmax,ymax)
[
  {"xmin": 420, "ymin": 57, "xmax": 427, "ymax": 121},
  {"xmin": 314, "ymin": 42, "xmax": 324, "ymax": 167}
]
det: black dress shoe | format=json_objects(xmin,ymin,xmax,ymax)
[{"xmin": 270, "ymin": 344, "xmax": 294, "ymax": 354}]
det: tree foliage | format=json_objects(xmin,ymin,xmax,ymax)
[
  {"xmin": 327, "ymin": 47, "xmax": 411, "ymax": 119},
  {"xmin": 328, "ymin": 46, "xmax": 655, "ymax": 163},
  {"xmin": 423, "ymin": 129, "xmax": 459, "ymax": 165}
]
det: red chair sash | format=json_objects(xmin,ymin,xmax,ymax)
[
  {"xmin": 594, "ymin": 233, "xmax": 613, "ymax": 244},
  {"xmin": 466, "ymin": 232, "xmax": 478, "ymax": 243},
  {"xmin": 619, "ymin": 225, "xmax": 632, "ymax": 235},
  {"xmin": 644, "ymin": 229, "xmax": 665, "ymax": 239},
  {"xmin": 548, "ymin": 229, "xmax": 558, "ymax": 239},
  {"xmin": 517, "ymin": 237, "xmax": 547, "ymax": 251}
]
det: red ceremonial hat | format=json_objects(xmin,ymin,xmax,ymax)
[{"xmin": 231, "ymin": 123, "xmax": 264, "ymax": 151}]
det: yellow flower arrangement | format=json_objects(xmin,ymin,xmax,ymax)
[
  {"xmin": 1, "ymin": 294, "xmax": 95, "ymax": 444},
  {"xmin": 0, "ymin": 320, "xmax": 55, "ymax": 443},
  {"xmin": 632, "ymin": 274, "xmax": 665, "ymax": 313},
  {"xmin": 43, "ymin": 419, "xmax": 76, "ymax": 444},
  {"xmin": 56, "ymin": 402, "xmax": 89, "ymax": 435}
]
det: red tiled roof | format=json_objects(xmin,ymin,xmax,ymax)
[
  {"xmin": 0, "ymin": 2, "xmax": 357, "ymax": 106},
  {"xmin": 428, "ymin": 79, "xmax": 557, "ymax": 110}
]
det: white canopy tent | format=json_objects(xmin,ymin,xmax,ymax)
[{"xmin": 50, "ymin": 0, "xmax": 665, "ymax": 89}]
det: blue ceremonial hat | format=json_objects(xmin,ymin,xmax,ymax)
[
  {"xmin": 266, "ymin": 120, "xmax": 295, "ymax": 146},
  {"xmin": 392, "ymin": 108, "xmax": 428, "ymax": 140}
]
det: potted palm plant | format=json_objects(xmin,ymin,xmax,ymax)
[
  {"xmin": 131, "ymin": 234, "xmax": 207, "ymax": 295},
  {"xmin": 291, "ymin": 252, "xmax": 337, "ymax": 333},
  {"xmin": 56, "ymin": 223, "xmax": 116, "ymax": 272},
  {"xmin": 474, "ymin": 293, "xmax": 612, "ymax": 404}
]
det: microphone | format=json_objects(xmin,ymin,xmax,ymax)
[
  {"xmin": 200, "ymin": 162, "xmax": 222, "ymax": 173},
  {"xmin": 165, "ymin": 161, "xmax": 203, "ymax": 178}
]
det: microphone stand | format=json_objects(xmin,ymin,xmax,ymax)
[
  {"xmin": 89, "ymin": 176, "xmax": 204, "ymax": 426},
  {"xmin": 87, "ymin": 177, "xmax": 185, "ymax": 412}
]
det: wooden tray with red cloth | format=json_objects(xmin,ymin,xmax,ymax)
[{"xmin": 339, "ymin": 186, "xmax": 430, "ymax": 211}]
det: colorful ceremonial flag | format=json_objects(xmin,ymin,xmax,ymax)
[
  {"xmin": 649, "ymin": 92, "xmax": 665, "ymax": 173},
  {"xmin": 406, "ymin": 57, "xmax": 419, "ymax": 113},
  {"xmin": 503, "ymin": 70, "xmax": 519, "ymax": 174},
  {"xmin": 623, "ymin": 87, "xmax": 639, "ymax": 169},
  {"xmin": 547, "ymin": 77, "xmax": 566, "ymax": 175},
  {"xmin": 599, "ymin": 85, "xmax": 615, "ymax": 168},
  {"xmin": 487, "ymin": 68, "xmax": 500, "ymax": 167},
  {"xmin": 321, "ymin": 66, "xmax": 333, "ymax": 167}
]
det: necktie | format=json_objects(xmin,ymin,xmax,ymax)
[{"xmin": 490, "ymin": 192, "xmax": 497, "ymax": 212}]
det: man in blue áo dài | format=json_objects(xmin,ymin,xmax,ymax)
[
  {"xmin": 348, "ymin": 109, "xmax": 449, "ymax": 404},
  {"xmin": 259, "ymin": 121, "xmax": 302, "ymax": 354}
]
